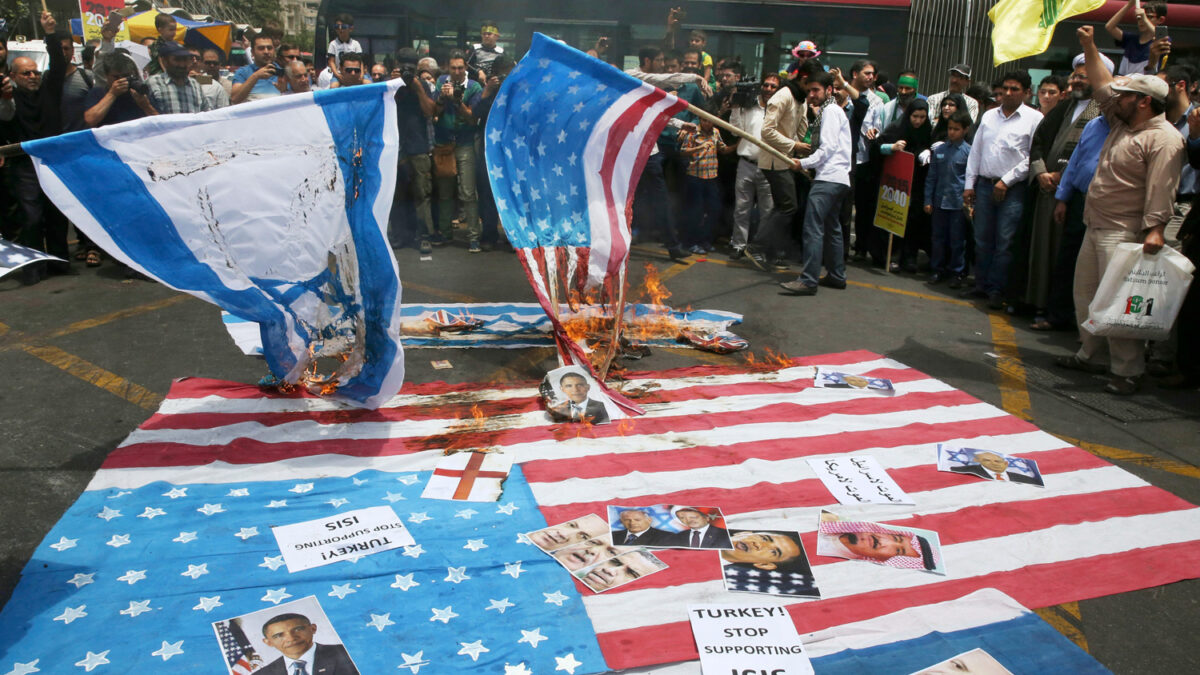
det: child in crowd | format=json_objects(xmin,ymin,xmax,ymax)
[
  {"xmin": 679, "ymin": 113, "xmax": 735, "ymax": 254},
  {"xmin": 688, "ymin": 30, "xmax": 715, "ymax": 90},
  {"xmin": 146, "ymin": 13, "xmax": 178, "ymax": 75},
  {"xmin": 923, "ymin": 110, "xmax": 973, "ymax": 288},
  {"xmin": 326, "ymin": 13, "xmax": 362, "ymax": 86}
]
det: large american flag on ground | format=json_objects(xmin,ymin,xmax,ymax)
[
  {"xmin": 3, "ymin": 350, "xmax": 1199, "ymax": 673},
  {"xmin": 484, "ymin": 33, "xmax": 687, "ymax": 409}
]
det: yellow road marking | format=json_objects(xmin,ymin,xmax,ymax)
[
  {"xmin": 44, "ymin": 294, "xmax": 193, "ymax": 340},
  {"xmin": 19, "ymin": 343, "xmax": 163, "ymax": 410},
  {"xmin": 1035, "ymin": 604, "xmax": 1089, "ymax": 652},
  {"xmin": 1054, "ymin": 433, "xmax": 1200, "ymax": 479},
  {"xmin": 847, "ymin": 279, "xmax": 975, "ymax": 307},
  {"xmin": 988, "ymin": 314, "xmax": 1033, "ymax": 421}
]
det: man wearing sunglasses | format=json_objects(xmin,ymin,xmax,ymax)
[
  {"xmin": 189, "ymin": 46, "xmax": 230, "ymax": 109},
  {"xmin": 331, "ymin": 53, "xmax": 364, "ymax": 88},
  {"xmin": 5, "ymin": 12, "xmax": 72, "ymax": 284}
]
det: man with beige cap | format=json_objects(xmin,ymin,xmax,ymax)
[{"xmin": 1057, "ymin": 26, "xmax": 1185, "ymax": 395}]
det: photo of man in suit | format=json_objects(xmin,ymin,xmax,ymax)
[
  {"xmin": 669, "ymin": 506, "xmax": 733, "ymax": 549},
  {"xmin": 610, "ymin": 507, "xmax": 674, "ymax": 547},
  {"xmin": 950, "ymin": 450, "xmax": 1043, "ymax": 486},
  {"xmin": 548, "ymin": 371, "xmax": 610, "ymax": 424},
  {"xmin": 258, "ymin": 613, "xmax": 359, "ymax": 675}
]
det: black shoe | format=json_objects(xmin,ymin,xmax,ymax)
[
  {"xmin": 1055, "ymin": 355, "xmax": 1107, "ymax": 374},
  {"xmin": 779, "ymin": 279, "xmax": 818, "ymax": 295},
  {"xmin": 817, "ymin": 275, "xmax": 846, "ymax": 289},
  {"xmin": 959, "ymin": 287, "xmax": 988, "ymax": 299},
  {"xmin": 925, "ymin": 274, "xmax": 944, "ymax": 286},
  {"xmin": 18, "ymin": 263, "xmax": 44, "ymax": 286},
  {"xmin": 667, "ymin": 247, "xmax": 690, "ymax": 262},
  {"xmin": 728, "ymin": 247, "xmax": 745, "ymax": 261},
  {"xmin": 948, "ymin": 275, "xmax": 965, "ymax": 290},
  {"xmin": 771, "ymin": 258, "xmax": 791, "ymax": 272},
  {"xmin": 901, "ymin": 262, "xmax": 918, "ymax": 274},
  {"xmin": 1105, "ymin": 375, "xmax": 1141, "ymax": 396},
  {"xmin": 987, "ymin": 292, "xmax": 1005, "ymax": 310},
  {"xmin": 744, "ymin": 248, "xmax": 770, "ymax": 272},
  {"xmin": 429, "ymin": 233, "xmax": 448, "ymax": 247}
]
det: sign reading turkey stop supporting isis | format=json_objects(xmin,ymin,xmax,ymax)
[
  {"xmin": 271, "ymin": 506, "xmax": 414, "ymax": 572},
  {"xmin": 688, "ymin": 604, "xmax": 814, "ymax": 675}
]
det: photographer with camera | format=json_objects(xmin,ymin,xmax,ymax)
[
  {"xmin": 435, "ymin": 50, "xmax": 485, "ymax": 252},
  {"xmin": 727, "ymin": 72, "xmax": 780, "ymax": 259},
  {"xmin": 231, "ymin": 33, "xmax": 285, "ymax": 103},
  {"xmin": 390, "ymin": 48, "xmax": 438, "ymax": 254},
  {"xmin": 84, "ymin": 52, "xmax": 157, "ymax": 127}
]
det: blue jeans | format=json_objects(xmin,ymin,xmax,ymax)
[
  {"xmin": 972, "ymin": 179, "xmax": 1026, "ymax": 294},
  {"xmin": 683, "ymin": 175, "xmax": 721, "ymax": 248},
  {"xmin": 799, "ymin": 180, "xmax": 851, "ymax": 287},
  {"xmin": 930, "ymin": 207, "xmax": 966, "ymax": 276}
]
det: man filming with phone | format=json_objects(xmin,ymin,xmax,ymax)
[
  {"xmin": 1105, "ymin": 0, "xmax": 1167, "ymax": 76},
  {"xmin": 231, "ymin": 32, "xmax": 285, "ymax": 103}
]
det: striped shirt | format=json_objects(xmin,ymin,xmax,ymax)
[{"xmin": 145, "ymin": 73, "xmax": 212, "ymax": 115}]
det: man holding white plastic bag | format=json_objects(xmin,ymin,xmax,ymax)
[{"xmin": 1057, "ymin": 26, "xmax": 1185, "ymax": 395}]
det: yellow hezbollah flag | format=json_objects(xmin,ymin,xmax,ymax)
[{"xmin": 989, "ymin": 0, "xmax": 1106, "ymax": 65}]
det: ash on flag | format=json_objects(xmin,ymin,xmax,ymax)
[
  {"xmin": 484, "ymin": 33, "xmax": 687, "ymax": 403},
  {"xmin": 22, "ymin": 82, "xmax": 407, "ymax": 409}
]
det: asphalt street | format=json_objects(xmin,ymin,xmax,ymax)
[{"xmin": 2, "ymin": 238, "xmax": 1197, "ymax": 673}]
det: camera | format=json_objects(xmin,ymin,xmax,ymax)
[
  {"xmin": 130, "ymin": 81, "xmax": 150, "ymax": 96},
  {"xmin": 726, "ymin": 77, "xmax": 762, "ymax": 108},
  {"xmin": 272, "ymin": 62, "xmax": 286, "ymax": 76},
  {"xmin": 453, "ymin": 82, "xmax": 465, "ymax": 100},
  {"xmin": 398, "ymin": 62, "xmax": 417, "ymax": 82}
]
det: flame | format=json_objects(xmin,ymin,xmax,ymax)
[
  {"xmin": 617, "ymin": 419, "xmax": 636, "ymax": 436},
  {"xmin": 744, "ymin": 347, "xmax": 793, "ymax": 371}
]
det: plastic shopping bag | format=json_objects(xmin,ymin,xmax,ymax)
[{"xmin": 1082, "ymin": 243, "xmax": 1196, "ymax": 340}]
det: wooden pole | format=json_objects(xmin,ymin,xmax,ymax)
[
  {"xmin": 0, "ymin": 142, "xmax": 25, "ymax": 159},
  {"xmin": 884, "ymin": 233, "xmax": 894, "ymax": 274},
  {"xmin": 684, "ymin": 102, "xmax": 795, "ymax": 167}
]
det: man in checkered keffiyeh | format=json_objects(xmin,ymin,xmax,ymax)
[{"xmin": 818, "ymin": 519, "xmax": 937, "ymax": 570}]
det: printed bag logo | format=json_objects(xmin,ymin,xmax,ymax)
[{"xmin": 1124, "ymin": 295, "xmax": 1155, "ymax": 316}]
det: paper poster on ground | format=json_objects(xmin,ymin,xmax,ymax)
[
  {"xmin": 540, "ymin": 364, "xmax": 624, "ymax": 424},
  {"xmin": 814, "ymin": 367, "xmax": 895, "ymax": 393},
  {"xmin": 212, "ymin": 596, "xmax": 362, "ymax": 675},
  {"xmin": 720, "ymin": 529, "xmax": 820, "ymax": 599},
  {"xmin": 689, "ymin": 604, "xmax": 814, "ymax": 674},
  {"xmin": 574, "ymin": 549, "xmax": 668, "ymax": 592},
  {"xmin": 910, "ymin": 648, "xmax": 1014, "ymax": 674},
  {"xmin": 937, "ymin": 444, "xmax": 1045, "ymax": 486},
  {"xmin": 270, "ymin": 506, "xmax": 414, "ymax": 573},
  {"xmin": 807, "ymin": 455, "xmax": 913, "ymax": 505},
  {"xmin": 608, "ymin": 504, "xmax": 734, "ymax": 549},
  {"xmin": 421, "ymin": 451, "xmax": 513, "ymax": 501},
  {"xmin": 816, "ymin": 510, "xmax": 945, "ymax": 575}
]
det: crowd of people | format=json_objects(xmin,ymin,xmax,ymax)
[{"xmin": 1, "ymin": 2, "xmax": 1197, "ymax": 394}]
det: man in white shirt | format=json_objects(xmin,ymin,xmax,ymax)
[
  {"xmin": 963, "ymin": 70, "xmax": 1043, "ymax": 309},
  {"xmin": 727, "ymin": 73, "xmax": 779, "ymax": 258},
  {"xmin": 780, "ymin": 72, "xmax": 853, "ymax": 296}
]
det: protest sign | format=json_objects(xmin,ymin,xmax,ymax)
[
  {"xmin": 807, "ymin": 455, "xmax": 914, "ymax": 505},
  {"xmin": 874, "ymin": 150, "xmax": 915, "ymax": 238},
  {"xmin": 270, "ymin": 506, "xmax": 414, "ymax": 573},
  {"xmin": 688, "ymin": 604, "xmax": 815, "ymax": 675},
  {"xmin": 78, "ymin": 1, "xmax": 130, "ymax": 42}
]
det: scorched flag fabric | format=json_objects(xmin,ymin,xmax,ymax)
[
  {"xmin": 22, "ymin": 82, "xmax": 407, "ymax": 409},
  {"xmin": 3, "ymin": 351, "xmax": 1199, "ymax": 673}
]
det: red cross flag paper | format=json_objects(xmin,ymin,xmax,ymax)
[{"xmin": 421, "ymin": 451, "xmax": 513, "ymax": 501}]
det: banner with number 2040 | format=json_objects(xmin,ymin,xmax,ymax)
[
  {"xmin": 78, "ymin": 0, "xmax": 130, "ymax": 43},
  {"xmin": 873, "ymin": 150, "xmax": 915, "ymax": 238}
]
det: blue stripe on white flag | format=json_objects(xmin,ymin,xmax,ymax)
[{"xmin": 0, "ymin": 465, "xmax": 607, "ymax": 674}]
